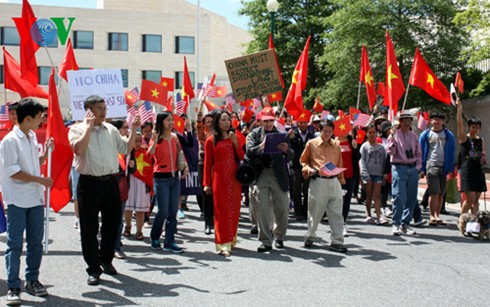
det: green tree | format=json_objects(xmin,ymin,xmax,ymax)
[
  {"xmin": 238, "ymin": 0, "xmax": 335, "ymax": 107},
  {"xmin": 321, "ymin": 0, "xmax": 467, "ymax": 111}
]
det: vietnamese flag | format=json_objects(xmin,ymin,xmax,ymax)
[
  {"xmin": 360, "ymin": 45, "xmax": 377, "ymax": 111},
  {"xmin": 455, "ymin": 71, "xmax": 464, "ymax": 94},
  {"xmin": 385, "ymin": 31, "xmax": 405, "ymax": 117},
  {"xmin": 338, "ymin": 109, "xmax": 347, "ymax": 119},
  {"xmin": 269, "ymin": 32, "xmax": 284, "ymax": 89},
  {"xmin": 284, "ymin": 36, "xmax": 311, "ymax": 119},
  {"xmin": 213, "ymin": 85, "xmax": 227, "ymax": 98},
  {"xmin": 132, "ymin": 148, "xmax": 154, "ymax": 194},
  {"xmin": 182, "ymin": 56, "xmax": 195, "ymax": 113},
  {"xmin": 173, "ymin": 114, "xmax": 186, "ymax": 135},
  {"xmin": 3, "ymin": 47, "xmax": 48, "ymax": 99},
  {"xmin": 241, "ymin": 108, "xmax": 254, "ymax": 123},
  {"xmin": 160, "ymin": 77, "xmax": 175, "ymax": 92},
  {"xmin": 232, "ymin": 118, "xmax": 240, "ymax": 129},
  {"xmin": 408, "ymin": 48, "xmax": 450, "ymax": 105},
  {"xmin": 140, "ymin": 80, "xmax": 168, "ymax": 106},
  {"xmin": 313, "ymin": 97, "xmax": 323, "ymax": 113},
  {"xmin": 334, "ymin": 116, "xmax": 352, "ymax": 137},
  {"xmin": 240, "ymin": 99, "xmax": 254, "ymax": 108},
  {"xmin": 378, "ymin": 82, "xmax": 385, "ymax": 98},
  {"xmin": 58, "ymin": 38, "xmax": 79, "ymax": 81},
  {"xmin": 47, "ymin": 68, "xmax": 74, "ymax": 212},
  {"xmin": 356, "ymin": 129, "xmax": 366, "ymax": 144},
  {"xmin": 165, "ymin": 95, "xmax": 173, "ymax": 112},
  {"xmin": 12, "ymin": 0, "xmax": 40, "ymax": 86},
  {"xmin": 267, "ymin": 91, "xmax": 283, "ymax": 103},
  {"xmin": 235, "ymin": 129, "xmax": 246, "ymax": 148},
  {"xmin": 204, "ymin": 99, "xmax": 219, "ymax": 112},
  {"xmin": 297, "ymin": 109, "xmax": 311, "ymax": 123}
]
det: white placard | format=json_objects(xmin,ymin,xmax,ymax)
[
  {"xmin": 67, "ymin": 69, "xmax": 127, "ymax": 120},
  {"xmin": 466, "ymin": 222, "xmax": 480, "ymax": 233}
]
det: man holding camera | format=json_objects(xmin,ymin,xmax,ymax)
[{"xmin": 386, "ymin": 111, "xmax": 422, "ymax": 236}]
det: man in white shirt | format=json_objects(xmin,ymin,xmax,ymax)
[{"xmin": 0, "ymin": 98, "xmax": 53, "ymax": 306}]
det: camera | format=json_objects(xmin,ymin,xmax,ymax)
[{"xmin": 405, "ymin": 148, "xmax": 414, "ymax": 159}]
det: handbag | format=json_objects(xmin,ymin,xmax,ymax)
[{"xmin": 117, "ymin": 175, "xmax": 129, "ymax": 203}]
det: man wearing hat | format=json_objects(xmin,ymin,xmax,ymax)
[
  {"xmin": 386, "ymin": 110, "xmax": 422, "ymax": 236},
  {"xmin": 419, "ymin": 112, "xmax": 455, "ymax": 226},
  {"xmin": 246, "ymin": 107, "xmax": 294, "ymax": 252},
  {"xmin": 289, "ymin": 110, "xmax": 315, "ymax": 220}
]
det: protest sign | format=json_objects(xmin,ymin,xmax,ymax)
[
  {"xmin": 225, "ymin": 49, "xmax": 282, "ymax": 103},
  {"xmin": 67, "ymin": 69, "xmax": 126, "ymax": 120}
]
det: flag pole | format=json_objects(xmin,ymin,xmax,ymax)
[
  {"xmin": 44, "ymin": 147, "xmax": 52, "ymax": 254},
  {"xmin": 356, "ymin": 81, "xmax": 362, "ymax": 109},
  {"xmin": 401, "ymin": 84, "xmax": 411, "ymax": 111}
]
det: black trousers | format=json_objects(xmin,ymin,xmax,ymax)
[
  {"xmin": 77, "ymin": 175, "xmax": 121, "ymax": 276},
  {"xmin": 292, "ymin": 169, "xmax": 309, "ymax": 218},
  {"xmin": 198, "ymin": 164, "xmax": 214, "ymax": 228}
]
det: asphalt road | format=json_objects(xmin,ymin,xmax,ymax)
[{"xmin": 0, "ymin": 197, "xmax": 489, "ymax": 306}]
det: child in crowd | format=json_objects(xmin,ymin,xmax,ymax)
[{"xmin": 360, "ymin": 125, "xmax": 388, "ymax": 225}]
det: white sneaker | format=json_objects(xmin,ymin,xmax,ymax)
[
  {"xmin": 343, "ymin": 225, "xmax": 349, "ymax": 237},
  {"xmin": 365, "ymin": 216, "xmax": 376, "ymax": 224},
  {"xmin": 392, "ymin": 225, "xmax": 401, "ymax": 236},
  {"xmin": 384, "ymin": 208, "xmax": 393, "ymax": 218},
  {"xmin": 400, "ymin": 224, "xmax": 416, "ymax": 235}
]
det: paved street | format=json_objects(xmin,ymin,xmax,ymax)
[{"xmin": 0, "ymin": 196, "xmax": 489, "ymax": 306}]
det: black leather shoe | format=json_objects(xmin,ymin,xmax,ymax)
[
  {"xmin": 204, "ymin": 225, "xmax": 212, "ymax": 235},
  {"xmin": 257, "ymin": 244, "xmax": 272, "ymax": 253},
  {"xmin": 250, "ymin": 226, "xmax": 258, "ymax": 235},
  {"xmin": 275, "ymin": 240, "xmax": 284, "ymax": 249},
  {"xmin": 101, "ymin": 262, "xmax": 118, "ymax": 275},
  {"xmin": 87, "ymin": 274, "xmax": 100, "ymax": 286},
  {"xmin": 304, "ymin": 239, "xmax": 314, "ymax": 248},
  {"xmin": 328, "ymin": 244, "xmax": 347, "ymax": 253}
]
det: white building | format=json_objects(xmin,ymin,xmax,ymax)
[{"xmin": 0, "ymin": 0, "xmax": 252, "ymax": 116}]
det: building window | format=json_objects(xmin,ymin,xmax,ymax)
[
  {"xmin": 142, "ymin": 70, "xmax": 161, "ymax": 83},
  {"xmin": 109, "ymin": 33, "xmax": 128, "ymax": 51},
  {"xmin": 175, "ymin": 71, "xmax": 195, "ymax": 89},
  {"xmin": 142, "ymin": 34, "xmax": 161, "ymax": 53},
  {"xmin": 175, "ymin": 36, "xmax": 195, "ymax": 54},
  {"xmin": 73, "ymin": 31, "xmax": 94, "ymax": 49},
  {"xmin": 1, "ymin": 27, "xmax": 20, "ymax": 46},
  {"xmin": 38, "ymin": 66, "xmax": 57, "ymax": 85},
  {"xmin": 121, "ymin": 69, "xmax": 128, "ymax": 87},
  {"xmin": 0, "ymin": 65, "xmax": 4, "ymax": 84}
]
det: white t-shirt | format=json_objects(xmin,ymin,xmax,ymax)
[{"xmin": 0, "ymin": 126, "xmax": 44, "ymax": 208}]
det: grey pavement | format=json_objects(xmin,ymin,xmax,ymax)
[{"xmin": 0, "ymin": 195, "xmax": 489, "ymax": 306}]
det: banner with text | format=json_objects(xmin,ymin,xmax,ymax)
[
  {"xmin": 225, "ymin": 49, "xmax": 282, "ymax": 103},
  {"xmin": 67, "ymin": 69, "xmax": 126, "ymax": 120}
]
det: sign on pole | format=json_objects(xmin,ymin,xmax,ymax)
[
  {"xmin": 67, "ymin": 69, "xmax": 127, "ymax": 120},
  {"xmin": 225, "ymin": 49, "xmax": 282, "ymax": 103}
]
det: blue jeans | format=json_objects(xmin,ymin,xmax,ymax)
[
  {"xmin": 6, "ymin": 205, "xmax": 44, "ymax": 289},
  {"xmin": 391, "ymin": 165, "xmax": 419, "ymax": 226},
  {"xmin": 115, "ymin": 201, "xmax": 126, "ymax": 253},
  {"xmin": 150, "ymin": 177, "xmax": 180, "ymax": 245}
]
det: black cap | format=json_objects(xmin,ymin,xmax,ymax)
[{"xmin": 380, "ymin": 121, "xmax": 392, "ymax": 133}]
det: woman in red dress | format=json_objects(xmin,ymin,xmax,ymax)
[{"xmin": 203, "ymin": 111, "xmax": 244, "ymax": 257}]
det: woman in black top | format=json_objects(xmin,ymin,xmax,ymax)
[{"xmin": 457, "ymin": 98, "xmax": 486, "ymax": 214}]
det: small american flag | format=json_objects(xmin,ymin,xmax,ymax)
[
  {"xmin": 320, "ymin": 110, "xmax": 330, "ymax": 120},
  {"xmin": 224, "ymin": 94, "xmax": 236, "ymax": 106},
  {"xmin": 195, "ymin": 82, "xmax": 204, "ymax": 98},
  {"xmin": 319, "ymin": 162, "xmax": 347, "ymax": 177},
  {"xmin": 353, "ymin": 113, "xmax": 371, "ymax": 127},
  {"xmin": 175, "ymin": 98, "xmax": 186, "ymax": 116},
  {"xmin": 128, "ymin": 86, "xmax": 140, "ymax": 100},
  {"xmin": 126, "ymin": 106, "xmax": 138, "ymax": 125},
  {"xmin": 0, "ymin": 105, "xmax": 9, "ymax": 121},
  {"xmin": 139, "ymin": 101, "xmax": 156, "ymax": 125},
  {"xmin": 417, "ymin": 112, "xmax": 429, "ymax": 130},
  {"xmin": 252, "ymin": 97, "xmax": 262, "ymax": 111}
]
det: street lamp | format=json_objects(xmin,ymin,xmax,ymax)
[{"xmin": 267, "ymin": 0, "xmax": 279, "ymax": 39}]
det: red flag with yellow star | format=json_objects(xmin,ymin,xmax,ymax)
[
  {"xmin": 334, "ymin": 116, "xmax": 352, "ymax": 137},
  {"xmin": 204, "ymin": 99, "xmax": 219, "ymax": 111},
  {"xmin": 182, "ymin": 56, "xmax": 195, "ymax": 113},
  {"xmin": 131, "ymin": 148, "xmax": 154, "ymax": 194},
  {"xmin": 312, "ymin": 96, "xmax": 323, "ymax": 113},
  {"xmin": 360, "ymin": 45, "xmax": 376, "ymax": 111},
  {"xmin": 173, "ymin": 114, "xmax": 186, "ymax": 135},
  {"xmin": 284, "ymin": 36, "xmax": 311, "ymax": 119},
  {"xmin": 267, "ymin": 91, "xmax": 283, "ymax": 103},
  {"xmin": 384, "ymin": 32, "xmax": 405, "ymax": 116},
  {"xmin": 409, "ymin": 48, "xmax": 450, "ymax": 105},
  {"xmin": 349, "ymin": 107, "xmax": 361, "ymax": 121},
  {"xmin": 140, "ymin": 80, "xmax": 168, "ymax": 106},
  {"xmin": 160, "ymin": 77, "xmax": 175, "ymax": 92},
  {"xmin": 58, "ymin": 38, "xmax": 78, "ymax": 81}
]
